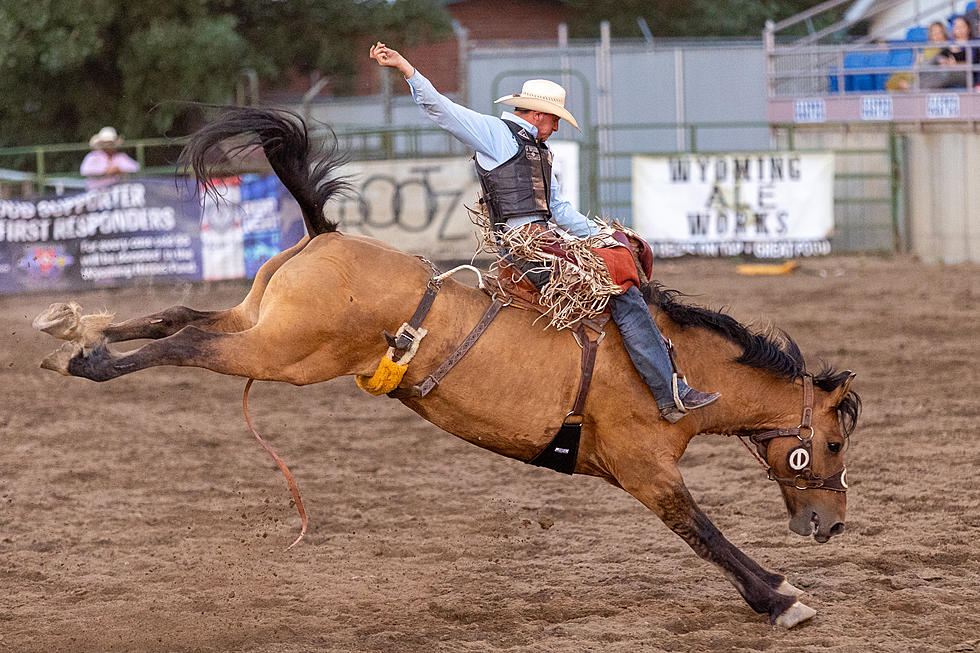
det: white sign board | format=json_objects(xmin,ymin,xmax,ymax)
[
  {"xmin": 632, "ymin": 152, "xmax": 835, "ymax": 258},
  {"xmin": 549, "ymin": 140, "xmax": 580, "ymax": 212},
  {"xmin": 794, "ymin": 99, "xmax": 827, "ymax": 123},
  {"xmin": 332, "ymin": 157, "xmax": 482, "ymax": 260}
]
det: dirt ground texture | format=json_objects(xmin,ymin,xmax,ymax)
[{"xmin": 1, "ymin": 254, "xmax": 978, "ymax": 652}]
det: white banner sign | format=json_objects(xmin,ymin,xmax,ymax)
[
  {"xmin": 333, "ymin": 157, "xmax": 481, "ymax": 260},
  {"xmin": 632, "ymin": 152, "xmax": 835, "ymax": 258},
  {"xmin": 333, "ymin": 144, "xmax": 580, "ymax": 260},
  {"xmin": 549, "ymin": 140, "xmax": 580, "ymax": 212}
]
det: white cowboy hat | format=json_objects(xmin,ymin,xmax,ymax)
[
  {"xmin": 494, "ymin": 79, "xmax": 580, "ymax": 131},
  {"xmin": 89, "ymin": 126, "xmax": 124, "ymax": 149}
]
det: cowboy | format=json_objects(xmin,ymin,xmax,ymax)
[
  {"xmin": 369, "ymin": 42, "xmax": 720, "ymax": 422},
  {"xmin": 80, "ymin": 126, "xmax": 140, "ymax": 190}
]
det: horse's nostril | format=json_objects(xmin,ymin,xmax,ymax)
[{"xmin": 829, "ymin": 522, "xmax": 845, "ymax": 536}]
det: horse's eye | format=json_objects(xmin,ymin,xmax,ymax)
[{"xmin": 828, "ymin": 442, "xmax": 842, "ymax": 453}]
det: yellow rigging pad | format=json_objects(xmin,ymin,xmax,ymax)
[{"xmin": 355, "ymin": 323, "xmax": 427, "ymax": 395}]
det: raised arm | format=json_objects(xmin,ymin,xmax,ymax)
[
  {"xmin": 369, "ymin": 41, "xmax": 511, "ymax": 159},
  {"xmin": 369, "ymin": 41, "xmax": 416, "ymax": 79}
]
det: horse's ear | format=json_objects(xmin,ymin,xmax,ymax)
[{"xmin": 830, "ymin": 371, "xmax": 857, "ymax": 406}]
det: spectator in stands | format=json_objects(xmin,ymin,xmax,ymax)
[
  {"xmin": 933, "ymin": 16, "xmax": 978, "ymax": 88},
  {"xmin": 80, "ymin": 126, "xmax": 140, "ymax": 189},
  {"xmin": 924, "ymin": 20, "xmax": 951, "ymax": 61},
  {"xmin": 966, "ymin": 4, "xmax": 979, "ymax": 40},
  {"xmin": 889, "ymin": 21, "xmax": 948, "ymax": 91}
]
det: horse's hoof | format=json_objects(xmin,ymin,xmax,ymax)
[
  {"xmin": 773, "ymin": 600, "xmax": 816, "ymax": 628},
  {"xmin": 775, "ymin": 580, "xmax": 805, "ymax": 597},
  {"xmin": 33, "ymin": 302, "xmax": 113, "ymax": 346},
  {"xmin": 40, "ymin": 342, "xmax": 82, "ymax": 376},
  {"xmin": 33, "ymin": 302, "xmax": 82, "ymax": 340}
]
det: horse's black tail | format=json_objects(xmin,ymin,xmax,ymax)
[{"xmin": 180, "ymin": 106, "xmax": 348, "ymax": 236}]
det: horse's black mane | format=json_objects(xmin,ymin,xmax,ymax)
[{"xmin": 642, "ymin": 283, "xmax": 861, "ymax": 436}]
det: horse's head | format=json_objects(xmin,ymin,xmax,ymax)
[{"xmin": 752, "ymin": 371, "xmax": 861, "ymax": 543}]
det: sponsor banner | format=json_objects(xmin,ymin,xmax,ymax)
[
  {"xmin": 0, "ymin": 149, "xmax": 584, "ymax": 293},
  {"xmin": 0, "ymin": 175, "xmax": 295, "ymax": 294},
  {"xmin": 549, "ymin": 140, "xmax": 580, "ymax": 212},
  {"xmin": 332, "ymin": 148, "xmax": 580, "ymax": 259},
  {"xmin": 632, "ymin": 152, "xmax": 835, "ymax": 258},
  {"xmin": 198, "ymin": 174, "xmax": 290, "ymax": 281},
  {"xmin": 0, "ymin": 179, "xmax": 204, "ymax": 293}
]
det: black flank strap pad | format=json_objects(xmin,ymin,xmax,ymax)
[{"xmin": 528, "ymin": 419, "xmax": 582, "ymax": 475}]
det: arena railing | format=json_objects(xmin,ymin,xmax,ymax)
[
  {"xmin": 763, "ymin": 0, "xmax": 980, "ymax": 122},
  {"xmin": 0, "ymin": 125, "xmax": 469, "ymax": 198}
]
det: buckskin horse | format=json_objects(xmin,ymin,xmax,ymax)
[{"xmin": 34, "ymin": 107, "xmax": 860, "ymax": 629}]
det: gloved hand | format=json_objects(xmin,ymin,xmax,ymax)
[{"xmin": 594, "ymin": 226, "xmax": 626, "ymax": 248}]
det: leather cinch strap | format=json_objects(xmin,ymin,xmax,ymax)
[
  {"xmin": 570, "ymin": 323, "xmax": 600, "ymax": 416},
  {"xmin": 386, "ymin": 282, "xmax": 441, "ymax": 356},
  {"xmin": 528, "ymin": 322, "xmax": 603, "ymax": 475},
  {"xmin": 388, "ymin": 299, "xmax": 504, "ymax": 400}
]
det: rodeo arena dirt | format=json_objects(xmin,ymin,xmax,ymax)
[{"xmin": 0, "ymin": 250, "xmax": 977, "ymax": 652}]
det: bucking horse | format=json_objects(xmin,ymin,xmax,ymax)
[{"xmin": 34, "ymin": 107, "xmax": 860, "ymax": 628}]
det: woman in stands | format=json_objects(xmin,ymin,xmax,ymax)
[
  {"xmin": 935, "ymin": 16, "xmax": 978, "ymax": 88},
  {"xmin": 889, "ymin": 21, "xmax": 948, "ymax": 90}
]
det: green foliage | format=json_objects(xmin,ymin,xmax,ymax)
[{"xmin": 0, "ymin": 0, "xmax": 450, "ymax": 147}]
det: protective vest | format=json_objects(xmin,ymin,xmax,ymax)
[{"xmin": 475, "ymin": 120, "xmax": 553, "ymax": 228}]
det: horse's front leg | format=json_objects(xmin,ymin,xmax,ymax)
[{"xmin": 616, "ymin": 465, "xmax": 815, "ymax": 628}]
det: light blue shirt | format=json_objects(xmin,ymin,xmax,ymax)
[{"xmin": 406, "ymin": 71, "xmax": 599, "ymax": 238}]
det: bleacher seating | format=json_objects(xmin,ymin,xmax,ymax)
[
  {"xmin": 823, "ymin": 2, "xmax": 980, "ymax": 94},
  {"xmin": 905, "ymin": 26, "xmax": 928, "ymax": 42}
]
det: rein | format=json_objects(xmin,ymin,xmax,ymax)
[{"xmin": 741, "ymin": 374, "xmax": 848, "ymax": 493}]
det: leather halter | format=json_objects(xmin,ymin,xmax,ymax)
[{"xmin": 746, "ymin": 375, "xmax": 848, "ymax": 493}]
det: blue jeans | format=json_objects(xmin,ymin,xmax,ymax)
[
  {"xmin": 608, "ymin": 286, "xmax": 688, "ymax": 410},
  {"xmin": 517, "ymin": 258, "xmax": 684, "ymax": 411}
]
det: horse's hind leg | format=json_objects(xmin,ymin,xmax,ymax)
[
  {"xmin": 54, "ymin": 317, "xmax": 343, "ymax": 385},
  {"xmin": 102, "ymin": 306, "xmax": 246, "ymax": 342},
  {"xmin": 614, "ymin": 465, "xmax": 814, "ymax": 627},
  {"xmin": 34, "ymin": 236, "xmax": 311, "ymax": 345}
]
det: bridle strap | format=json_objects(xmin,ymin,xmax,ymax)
[
  {"xmin": 749, "ymin": 375, "xmax": 814, "ymax": 445},
  {"xmin": 800, "ymin": 372, "xmax": 814, "ymax": 429},
  {"xmin": 745, "ymin": 375, "xmax": 848, "ymax": 493}
]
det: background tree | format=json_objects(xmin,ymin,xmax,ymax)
[{"xmin": 0, "ymin": 0, "xmax": 450, "ymax": 148}]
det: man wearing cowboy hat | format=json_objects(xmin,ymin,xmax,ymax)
[
  {"xmin": 80, "ymin": 126, "xmax": 140, "ymax": 190},
  {"xmin": 369, "ymin": 42, "xmax": 719, "ymax": 422}
]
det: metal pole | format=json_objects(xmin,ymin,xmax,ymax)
[
  {"xmin": 674, "ymin": 48, "xmax": 685, "ymax": 150},
  {"xmin": 381, "ymin": 68, "xmax": 393, "ymax": 158},
  {"xmin": 454, "ymin": 20, "xmax": 470, "ymax": 107},
  {"xmin": 596, "ymin": 21, "xmax": 613, "ymax": 211},
  {"xmin": 559, "ymin": 22, "xmax": 570, "ymax": 101},
  {"xmin": 35, "ymin": 149, "xmax": 45, "ymax": 194},
  {"xmin": 764, "ymin": 20, "xmax": 776, "ymax": 98},
  {"xmin": 888, "ymin": 122, "xmax": 904, "ymax": 252}
]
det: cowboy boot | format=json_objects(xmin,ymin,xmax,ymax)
[
  {"xmin": 660, "ymin": 377, "xmax": 722, "ymax": 424},
  {"xmin": 609, "ymin": 287, "xmax": 721, "ymax": 423}
]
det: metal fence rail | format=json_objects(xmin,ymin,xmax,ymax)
[{"xmin": 1, "ymin": 121, "xmax": 902, "ymax": 254}]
